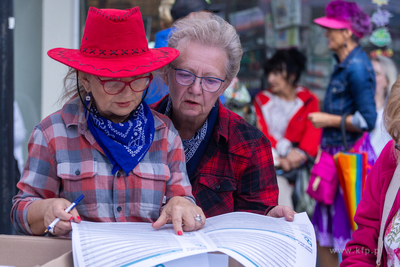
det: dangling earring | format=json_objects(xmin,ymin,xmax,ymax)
[
  {"xmin": 344, "ymin": 40, "xmax": 348, "ymax": 48},
  {"xmin": 86, "ymin": 92, "xmax": 91, "ymax": 102}
]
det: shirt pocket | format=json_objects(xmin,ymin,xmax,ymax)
[
  {"xmin": 130, "ymin": 163, "xmax": 171, "ymax": 218},
  {"xmin": 57, "ymin": 161, "xmax": 99, "ymax": 212},
  {"xmin": 197, "ymin": 175, "xmax": 237, "ymax": 214},
  {"xmin": 327, "ymin": 81, "xmax": 346, "ymax": 114}
]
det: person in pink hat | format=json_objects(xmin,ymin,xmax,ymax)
[
  {"xmin": 307, "ymin": 0, "xmax": 377, "ymax": 266},
  {"xmin": 11, "ymin": 7, "xmax": 205, "ymax": 237}
]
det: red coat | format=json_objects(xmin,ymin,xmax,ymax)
[{"xmin": 254, "ymin": 87, "xmax": 322, "ymax": 157}]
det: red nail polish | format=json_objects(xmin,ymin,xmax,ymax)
[
  {"xmin": 178, "ymin": 231, "xmax": 183, "ymax": 236},
  {"xmin": 70, "ymin": 216, "xmax": 73, "ymax": 221},
  {"xmin": 152, "ymin": 222, "xmax": 155, "ymax": 226},
  {"xmin": 77, "ymin": 216, "xmax": 81, "ymax": 221}
]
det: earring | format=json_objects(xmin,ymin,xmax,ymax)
[
  {"xmin": 344, "ymin": 40, "xmax": 348, "ymax": 48},
  {"xmin": 86, "ymin": 93, "xmax": 91, "ymax": 102}
]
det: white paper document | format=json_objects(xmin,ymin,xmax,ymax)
[{"xmin": 72, "ymin": 212, "xmax": 316, "ymax": 267}]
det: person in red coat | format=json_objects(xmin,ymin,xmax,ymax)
[{"xmin": 254, "ymin": 48, "xmax": 322, "ymax": 209}]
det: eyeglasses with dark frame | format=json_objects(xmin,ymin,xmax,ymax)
[
  {"xmin": 95, "ymin": 73, "xmax": 153, "ymax": 95},
  {"xmin": 395, "ymin": 143, "xmax": 400, "ymax": 151},
  {"xmin": 171, "ymin": 65, "xmax": 226, "ymax": 93}
]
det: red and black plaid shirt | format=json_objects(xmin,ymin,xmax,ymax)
[{"xmin": 151, "ymin": 96, "xmax": 278, "ymax": 218}]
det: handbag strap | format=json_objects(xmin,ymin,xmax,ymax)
[
  {"xmin": 376, "ymin": 162, "xmax": 400, "ymax": 266},
  {"xmin": 340, "ymin": 112, "xmax": 351, "ymax": 151}
]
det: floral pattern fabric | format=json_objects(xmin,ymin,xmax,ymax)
[{"xmin": 385, "ymin": 209, "xmax": 400, "ymax": 266}]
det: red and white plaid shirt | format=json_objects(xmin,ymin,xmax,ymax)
[{"xmin": 11, "ymin": 97, "xmax": 194, "ymax": 235}]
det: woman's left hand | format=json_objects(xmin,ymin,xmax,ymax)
[
  {"xmin": 267, "ymin": 205, "xmax": 296, "ymax": 221},
  {"xmin": 152, "ymin": 196, "xmax": 206, "ymax": 235},
  {"xmin": 286, "ymin": 149, "xmax": 307, "ymax": 169}
]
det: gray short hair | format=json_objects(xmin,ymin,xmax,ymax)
[
  {"xmin": 168, "ymin": 12, "xmax": 242, "ymax": 80},
  {"xmin": 372, "ymin": 56, "xmax": 398, "ymax": 97}
]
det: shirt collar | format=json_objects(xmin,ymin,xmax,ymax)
[
  {"xmin": 336, "ymin": 45, "xmax": 362, "ymax": 68},
  {"xmin": 157, "ymin": 95, "xmax": 227, "ymax": 143},
  {"xmin": 212, "ymin": 99, "xmax": 228, "ymax": 143},
  {"xmin": 60, "ymin": 97, "xmax": 86, "ymax": 132}
]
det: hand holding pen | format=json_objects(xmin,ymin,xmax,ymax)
[{"xmin": 44, "ymin": 194, "xmax": 84, "ymax": 234}]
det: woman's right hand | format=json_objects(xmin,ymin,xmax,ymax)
[
  {"xmin": 308, "ymin": 112, "xmax": 333, "ymax": 128},
  {"xmin": 27, "ymin": 198, "xmax": 81, "ymax": 236},
  {"xmin": 152, "ymin": 196, "xmax": 206, "ymax": 235},
  {"xmin": 308, "ymin": 112, "xmax": 343, "ymax": 129},
  {"xmin": 44, "ymin": 198, "xmax": 81, "ymax": 236}
]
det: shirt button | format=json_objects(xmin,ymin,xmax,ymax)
[
  {"xmin": 75, "ymin": 170, "xmax": 80, "ymax": 175},
  {"xmin": 117, "ymin": 172, "xmax": 121, "ymax": 178},
  {"xmin": 215, "ymin": 185, "xmax": 221, "ymax": 189},
  {"xmin": 117, "ymin": 206, "xmax": 122, "ymax": 212}
]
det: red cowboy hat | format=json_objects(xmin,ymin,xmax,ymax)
[{"xmin": 48, "ymin": 7, "xmax": 179, "ymax": 78}]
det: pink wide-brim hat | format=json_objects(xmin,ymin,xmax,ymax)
[
  {"xmin": 314, "ymin": 16, "xmax": 363, "ymax": 38},
  {"xmin": 48, "ymin": 7, "xmax": 179, "ymax": 78}
]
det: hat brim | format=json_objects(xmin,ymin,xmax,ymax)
[
  {"xmin": 47, "ymin": 47, "xmax": 179, "ymax": 78},
  {"xmin": 314, "ymin": 16, "xmax": 363, "ymax": 38},
  {"xmin": 314, "ymin": 17, "xmax": 350, "ymax": 29}
]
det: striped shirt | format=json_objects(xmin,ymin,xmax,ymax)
[{"xmin": 11, "ymin": 97, "xmax": 194, "ymax": 235}]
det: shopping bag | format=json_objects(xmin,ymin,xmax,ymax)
[
  {"xmin": 306, "ymin": 151, "xmax": 338, "ymax": 205},
  {"xmin": 334, "ymin": 150, "xmax": 368, "ymax": 231},
  {"xmin": 334, "ymin": 113, "xmax": 374, "ymax": 231}
]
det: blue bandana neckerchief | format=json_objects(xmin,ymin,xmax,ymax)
[{"xmin": 86, "ymin": 101, "xmax": 155, "ymax": 175}]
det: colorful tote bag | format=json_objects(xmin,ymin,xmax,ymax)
[{"xmin": 334, "ymin": 113, "xmax": 374, "ymax": 231}]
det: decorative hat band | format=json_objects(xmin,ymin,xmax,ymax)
[{"xmin": 79, "ymin": 47, "xmax": 150, "ymax": 58}]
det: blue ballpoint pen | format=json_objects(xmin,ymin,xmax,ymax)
[{"xmin": 44, "ymin": 194, "xmax": 84, "ymax": 233}]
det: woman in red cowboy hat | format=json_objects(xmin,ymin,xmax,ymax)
[
  {"xmin": 11, "ymin": 7, "xmax": 205, "ymax": 237},
  {"xmin": 306, "ymin": 0, "xmax": 376, "ymax": 266}
]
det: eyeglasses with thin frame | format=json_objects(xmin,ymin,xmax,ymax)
[
  {"xmin": 95, "ymin": 73, "xmax": 153, "ymax": 95},
  {"xmin": 171, "ymin": 65, "xmax": 226, "ymax": 93}
]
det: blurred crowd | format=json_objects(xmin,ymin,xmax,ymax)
[{"xmin": 144, "ymin": 1, "xmax": 399, "ymax": 266}]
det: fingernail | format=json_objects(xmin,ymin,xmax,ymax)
[
  {"xmin": 152, "ymin": 222, "xmax": 155, "ymax": 227},
  {"xmin": 70, "ymin": 216, "xmax": 73, "ymax": 221},
  {"xmin": 77, "ymin": 216, "xmax": 81, "ymax": 221},
  {"xmin": 177, "ymin": 231, "xmax": 183, "ymax": 236}
]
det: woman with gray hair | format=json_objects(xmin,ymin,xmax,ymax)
[
  {"xmin": 370, "ymin": 55, "xmax": 398, "ymax": 156},
  {"xmin": 150, "ymin": 12, "xmax": 294, "ymax": 221}
]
